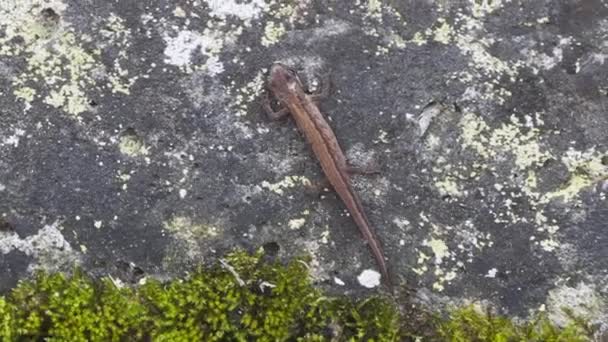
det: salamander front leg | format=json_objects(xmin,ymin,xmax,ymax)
[
  {"xmin": 262, "ymin": 93, "xmax": 290, "ymax": 120},
  {"xmin": 309, "ymin": 73, "xmax": 331, "ymax": 103}
]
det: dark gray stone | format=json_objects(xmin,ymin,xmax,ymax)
[{"xmin": 0, "ymin": 0, "xmax": 607, "ymax": 328}]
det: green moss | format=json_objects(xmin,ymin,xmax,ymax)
[
  {"xmin": 438, "ymin": 306, "xmax": 590, "ymax": 342},
  {"xmin": 0, "ymin": 251, "xmax": 593, "ymax": 341}
]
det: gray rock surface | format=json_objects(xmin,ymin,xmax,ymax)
[{"xmin": 1, "ymin": 0, "xmax": 607, "ymax": 325}]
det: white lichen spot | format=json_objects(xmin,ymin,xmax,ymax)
[
  {"xmin": 376, "ymin": 130, "xmax": 390, "ymax": 144},
  {"xmin": 334, "ymin": 277, "xmax": 345, "ymax": 286},
  {"xmin": 546, "ymin": 282, "xmax": 605, "ymax": 327},
  {"xmin": 540, "ymin": 238, "xmax": 559, "ymax": 252},
  {"xmin": 206, "ymin": 0, "xmax": 267, "ymax": 21},
  {"xmin": 392, "ymin": 217, "xmax": 411, "ymax": 230},
  {"xmin": 2, "ymin": 128, "xmax": 25, "ymax": 147},
  {"xmin": 319, "ymin": 230, "xmax": 330, "ymax": 244},
  {"xmin": 173, "ymin": 6, "xmax": 186, "ymax": 18},
  {"xmin": 163, "ymin": 30, "xmax": 228, "ymax": 75},
  {"xmin": 94, "ymin": 220, "xmax": 103, "ymax": 229},
  {"xmin": 522, "ymin": 39, "xmax": 570, "ymax": 72},
  {"xmin": 357, "ymin": 269, "xmax": 381, "ymax": 288},
  {"xmin": 0, "ymin": 221, "xmax": 80, "ymax": 272},
  {"xmin": 179, "ymin": 189, "xmax": 187, "ymax": 199},
  {"xmin": 485, "ymin": 268, "xmax": 498, "ymax": 278},
  {"xmin": 288, "ymin": 218, "xmax": 306, "ymax": 230}
]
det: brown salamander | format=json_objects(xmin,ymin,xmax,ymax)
[{"xmin": 265, "ymin": 63, "xmax": 391, "ymax": 289}]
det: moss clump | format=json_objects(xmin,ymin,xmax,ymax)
[
  {"xmin": 0, "ymin": 250, "xmax": 593, "ymax": 341},
  {"xmin": 7, "ymin": 271, "xmax": 148, "ymax": 341},
  {"xmin": 438, "ymin": 306, "xmax": 591, "ymax": 342}
]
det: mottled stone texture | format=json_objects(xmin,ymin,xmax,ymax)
[{"xmin": 1, "ymin": 0, "xmax": 607, "ymax": 325}]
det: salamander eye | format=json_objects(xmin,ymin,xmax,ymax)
[{"xmin": 285, "ymin": 67, "xmax": 300, "ymax": 83}]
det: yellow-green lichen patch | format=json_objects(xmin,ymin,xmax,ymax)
[
  {"xmin": 163, "ymin": 216, "xmax": 220, "ymax": 261},
  {"xmin": 43, "ymin": 82, "xmax": 91, "ymax": 116},
  {"xmin": 455, "ymin": 33, "xmax": 519, "ymax": 79},
  {"xmin": 413, "ymin": 215, "xmax": 495, "ymax": 292},
  {"xmin": 430, "ymin": 18, "xmax": 453, "ymax": 45},
  {"xmin": 353, "ymin": 0, "xmax": 407, "ymax": 54},
  {"xmin": 2, "ymin": 4, "xmax": 136, "ymax": 117},
  {"xmin": 118, "ymin": 134, "xmax": 150, "ymax": 157},
  {"xmin": 164, "ymin": 216, "xmax": 219, "ymax": 240},
  {"xmin": 455, "ymin": 109, "xmax": 608, "ymax": 257},
  {"xmin": 459, "ymin": 112, "xmax": 552, "ymax": 176},
  {"xmin": 409, "ymin": 32, "xmax": 428, "ymax": 46},
  {"xmin": 232, "ymin": 71, "xmax": 265, "ymax": 117},
  {"xmin": 459, "ymin": 112, "xmax": 492, "ymax": 159},
  {"xmin": 288, "ymin": 209, "xmax": 310, "ymax": 230},
  {"xmin": 116, "ymin": 171, "xmax": 132, "ymax": 191},
  {"xmin": 542, "ymin": 148, "xmax": 608, "ymax": 202},
  {"xmin": 534, "ymin": 210, "xmax": 561, "ymax": 252},
  {"xmin": 489, "ymin": 115, "xmax": 552, "ymax": 170},
  {"xmin": 435, "ymin": 176, "xmax": 463, "ymax": 197},
  {"xmin": 425, "ymin": 237, "xmax": 450, "ymax": 265},
  {"xmin": 261, "ymin": 21, "xmax": 286, "ymax": 47},
  {"xmin": 412, "ymin": 251, "xmax": 430, "ymax": 275},
  {"xmin": 469, "ymin": 0, "xmax": 506, "ymax": 18},
  {"xmin": 261, "ymin": 175, "xmax": 312, "ymax": 196},
  {"xmin": 358, "ymin": 0, "xmax": 383, "ymax": 20},
  {"xmin": 99, "ymin": 13, "xmax": 139, "ymax": 95},
  {"xmin": 415, "ymin": 224, "xmax": 463, "ymax": 292},
  {"xmin": 288, "ymin": 218, "xmax": 306, "ymax": 230},
  {"xmin": 13, "ymin": 86, "xmax": 36, "ymax": 103}
]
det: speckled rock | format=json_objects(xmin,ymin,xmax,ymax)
[{"xmin": 1, "ymin": 0, "xmax": 607, "ymax": 327}]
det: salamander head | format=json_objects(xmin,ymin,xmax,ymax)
[{"xmin": 268, "ymin": 63, "xmax": 302, "ymax": 99}]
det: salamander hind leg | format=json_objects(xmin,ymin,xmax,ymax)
[{"xmin": 308, "ymin": 72, "xmax": 331, "ymax": 103}]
